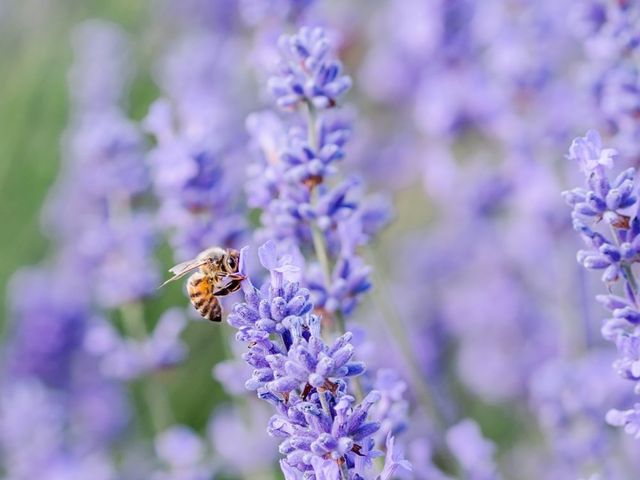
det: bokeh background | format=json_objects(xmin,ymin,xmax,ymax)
[
  {"xmin": 0, "ymin": 0, "xmax": 153, "ymax": 326},
  {"xmin": 0, "ymin": 0, "xmax": 232, "ymax": 455},
  {"xmin": 1, "ymin": 0, "xmax": 639, "ymax": 479}
]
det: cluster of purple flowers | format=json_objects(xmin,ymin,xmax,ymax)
[
  {"xmin": 268, "ymin": 27, "xmax": 352, "ymax": 110},
  {"xmin": 230, "ymin": 23, "xmax": 507, "ymax": 480},
  {"xmin": 247, "ymin": 26, "xmax": 390, "ymax": 323},
  {"xmin": 226, "ymin": 241, "xmax": 408, "ymax": 479},
  {"xmin": 231, "ymin": 26, "xmax": 419, "ymax": 479},
  {"xmin": 564, "ymin": 129, "xmax": 640, "ymax": 437}
]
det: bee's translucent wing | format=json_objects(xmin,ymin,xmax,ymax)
[
  {"xmin": 159, "ymin": 259, "xmax": 207, "ymax": 288},
  {"xmin": 168, "ymin": 259, "xmax": 205, "ymax": 276}
]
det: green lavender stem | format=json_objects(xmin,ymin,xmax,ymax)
[
  {"xmin": 305, "ymin": 102, "xmax": 357, "ymax": 400},
  {"xmin": 120, "ymin": 302, "xmax": 172, "ymax": 433},
  {"xmin": 623, "ymin": 264, "xmax": 638, "ymax": 296},
  {"xmin": 338, "ymin": 460, "xmax": 350, "ymax": 480}
]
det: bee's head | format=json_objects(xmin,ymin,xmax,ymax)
[
  {"xmin": 195, "ymin": 247, "xmax": 239, "ymax": 276},
  {"xmin": 222, "ymin": 249, "xmax": 240, "ymax": 274}
]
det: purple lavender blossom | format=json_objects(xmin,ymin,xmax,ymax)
[
  {"xmin": 84, "ymin": 309, "xmax": 188, "ymax": 381},
  {"xmin": 67, "ymin": 20, "xmax": 133, "ymax": 112},
  {"xmin": 566, "ymin": 129, "xmax": 618, "ymax": 176},
  {"xmin": 564, "ymin": 129, "xmax": 640, "ymax": 438},
  {"xmin": 224, "ymin": 242, "xmax": 409, "ymax": 478},
  {"xmin": 144, "ymin": 32, "xmax": 247, "ymax": 260},
  {"xmin": 43, "ymin": 20, "xmax": 158, "ymax": 307},
  {"xmin": 44, "ymin": 22, "xmax": 147, "ymax": 245},
  {"xmin": 269, "ymin": 27, "xmax": 352, "ymax": 110},
  {"xmin": 368, "ymin": 369, "xmax": 409, "ymax": 444},
  {"xmin": 234, "ymin": 26, "xmax": 414, "ymax": 479},
  {"xmin": 4, "ymin": 266, "xmax": 87, "ymax": 388},
  {"xmin": 1, "ymin": 19, "xmax": 165, "ymax": 479},
  {"xmin": 378, "ymin": 434, "xmax": 412, "ymax": 480},
  {"xmin": 606, "ymin": 403, "xmax": 640, "ymax": 439},
  {"xmin": 446, "ymin": 420, "xmax": 499, "ymax": 480},
  {"xmin": 85, "ymin": 214, "xmax": 159, "ymax": 308},
  {"xmin": 152, "ymin": 425, "xmax": 214, "ymax": 480},
  {"xmin": 246, "ymin": 26, "xmax": 391, "ymax": 321}
]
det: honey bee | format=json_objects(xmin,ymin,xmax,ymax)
[{"xmin": 160, "ymin": 247, "xmax": 244, "ymax": 322}]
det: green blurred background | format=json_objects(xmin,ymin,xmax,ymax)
[
  {"xmin": 0, "ymin": 1, "xmax": 151, "ymax": 329},
  {"xmin": 0, "ymin": 0, "xmax": 236, "ymax": 434}
]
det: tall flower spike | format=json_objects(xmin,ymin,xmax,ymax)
[
  {"xmin": 235, "ymin": 24, "xmax": 408, "ymax": 479},
  {"xmin": 247, "ymin": 26, "xmax": 391, "ymax": 321},
  {"xmin": 564, "ymin": 129, "xmax": 640, "ymax": 438},
  {"xmin": 225, "ymin": 244, "xmax": 409, "ymax": 478}
]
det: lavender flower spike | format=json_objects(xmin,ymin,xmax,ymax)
[
  {"xmin": 564, "ymin": 129, "xmax": 640, "ymax": 438},
  {"xmin": 226, "ymin": 242, "xmax": 410, "ymax": 478},
  {"xmin": 247, "ymin": 25, "xmax": 391, "ymax": 320}
]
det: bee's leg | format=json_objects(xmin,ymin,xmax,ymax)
[
  {"xmin": 222, "ymin": 272, "xmax": 246, "ymax": 281},
  {"xmin": 212, "ymin": 279, "xmax": 242, "ymax": 297}
]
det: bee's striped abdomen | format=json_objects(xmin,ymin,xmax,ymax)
[{"xmin": 187, "ymin": 273, "xmax": 222, "ymax": 322}]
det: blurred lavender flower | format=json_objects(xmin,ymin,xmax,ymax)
[
  {"xmin": 446, "ymin": 420, "xmax": 500, "ymax": 480},
  {"xmin": 1, "ymin": 23, "xmax": 140, "ymax": 465},
  {"xmin": 574, "ymin": 0, "xmax": 640, "ymax": 157},
  {"xmin": 152, "ymin": 0, "xmax": 240, "ymax": 33},
  {"xmin": 238, "ymin": 0, "xmax": 315, "ymax": 27},
  {"xmin": 144, "ymin": 32, "xmax": 247, "ymax": 260},
  {"xmin": 0, "ymin": 19, "xmax": 174, "ymax": 479},
  {"xmin": 567, "ymin": 129, "xmax": 618, "ymax": 175},
  {"xmin": 44, "ymin": 21, "xmax": 148, "ymax": 240},
  {"xmin": 67, "ymin": 19, "xmax": 133, "ymax": 112},
  {"xmin": 530, "ymin": 350, "xmax": 631, "ymax": 477},
  {"xmin": 379, "ymin": 434, "xmax": 412, "ymax": 480},
  {"xmin": 0, "ymin": 380, "xmax": 117, "ymax": 480},
  {"xmin": 43, "ymin": 20, "xmax": 158, "ymax": 305},
  {"xmin": 4, "ymin": 266, "xmax": 87, "ymax": 388},
  {"xmin": 87, "ymin": 215, "xmax": 159, "ymax": 308},
  {"xmin": 84, "ymin": 309, "xmax": 188, "ymax": 381},
  {"xmin": 208, "ymin": 404, "xmax": 278, "ymax": 476},
  {"xmin": 606, "ymin": 403, "xmax": 640, "ymax": 439},
  {"xmin": 152, "ymin": 425, "xmax": 214, "ymax": 480},
  {"xmin": 369, "ymin": 369, "xmax": 409, "ymax": 444}
]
